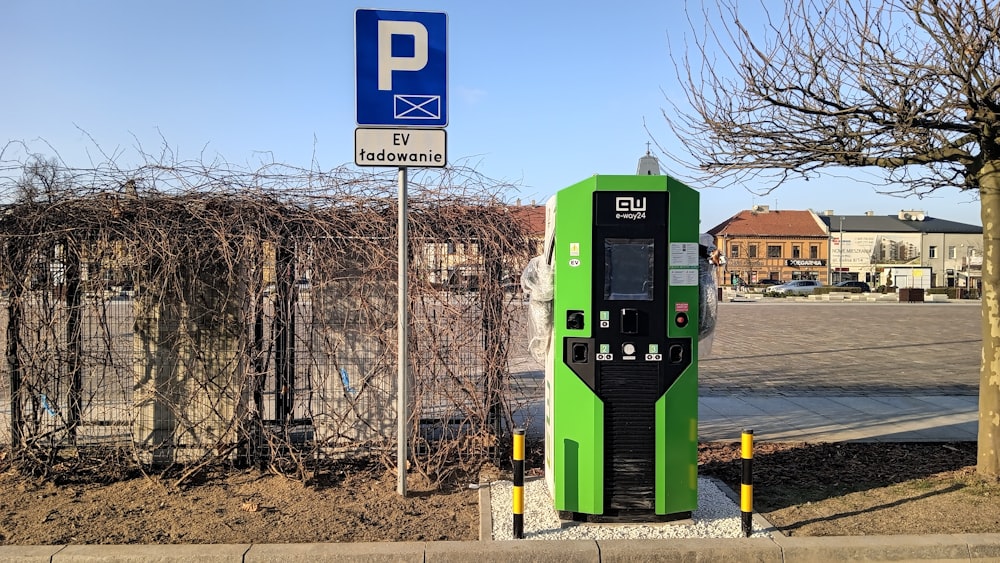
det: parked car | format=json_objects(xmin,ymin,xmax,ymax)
[
  {"xmin": 756, "ymin": 279, "xmax": 781, "ymax": 286},
  {"xmin": 765, "ymin": 280, "xmax": 821, "ymax": 295},
  {"xmin": 834, "ymin": 280, "xmax": 871, "ymax": 293}
]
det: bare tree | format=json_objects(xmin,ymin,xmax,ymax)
[
  {"xmin": 662, "ymin": 0, "xmax": 1000, "ymax": 478},
  {"xmin": 16, "ymin": 155, "xmax": 69, "ymax": 204}
]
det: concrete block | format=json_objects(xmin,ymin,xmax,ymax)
[
  {"xmin": 598, "ymin": 538, "xmax": 782, "ymax": 562},
  {"xmin": 246, "ymin": 543, "xmax": 424, "ymax": 562},
  {"xmin": 0, "ymin": 545, "xmax": 65, "ymax": 563},
  {"xmin": 425, "ymin": 540, "xmax": 598, "ymax": 562},
  {"xmin": 775, "ymin": 534, "xmax": 971, "ymax": 562},
  {"xmin": 52, "ymin": 544, "xmax": 250, "ymax": 562}
]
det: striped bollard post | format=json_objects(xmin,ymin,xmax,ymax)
[
  {"xmin": 741, "ymin": 428, "xmax": 754, "ymax": 537},
  {"xmin": 513, "ymin": 428, "xmax": 525, "ymax": 539}
]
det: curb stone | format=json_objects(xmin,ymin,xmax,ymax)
[{"xmin": 3, "ymin": 535, "xmax": 1000, "ymax": 562}]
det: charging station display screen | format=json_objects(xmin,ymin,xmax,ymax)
[{"xmin": 604, "ymin": 239, "xmax": 654, "ymax": 300}]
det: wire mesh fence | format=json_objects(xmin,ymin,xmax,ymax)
[{"xmin": 0, "ymin": 158, "xmax": 533, "ymax": 483}]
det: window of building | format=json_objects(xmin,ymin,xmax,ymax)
[
  {"xmin": 730, "ymin": 244, "xmax": 739, "ymax": 258},
  {"xmin": 948, "ymin": 246, "xmax": 957, "ymax": 259},
  {"xmin": 929, "ymin": 246, "xmax": 937, "ymax": 259},
  {"xmin": 767, "ymin": 245, "xmax": 782, "ymax": 258},
  {"xmin": 769, "ymin": 271, "xmax": 779, "ymax": 281},
  {"xmin": 748, "ymin": 244, "xmax": 757, "ymax": 258},
  {"xmin": 792, "ymin": 245, "xmax": 801, "ymax": 259},
  {"xmin": 447, "ymin": 242, "xmax": 456, "ymax": 255},
  {"xmin": 810, "ymin": 245, "xmax": 819, "ymax": 259}
]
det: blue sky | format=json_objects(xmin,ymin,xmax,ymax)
[{"xmin": 1, "ymin": 1, "xmax": 983, "ymax": 230}]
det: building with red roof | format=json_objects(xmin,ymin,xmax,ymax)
[{"xmin": 707, "ymin": 205, "xmax": 831, "ymax": 286}]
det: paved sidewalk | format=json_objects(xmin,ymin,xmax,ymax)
[
  {"xmin": 699, "ymin": 395, "xmax": 977, "ymax": 442},
  {"xmin": 513, "ymin": 394, "xmax": 978, "ymax": 443}
]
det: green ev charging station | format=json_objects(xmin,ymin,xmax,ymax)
[{"xmin": 543, "ymin": 174, "xmax": 700, "ymax": 520}]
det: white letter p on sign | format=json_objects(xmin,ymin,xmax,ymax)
[{"xmin": 378, "ymin": 20, "xmax": 428, "ymax": 91}]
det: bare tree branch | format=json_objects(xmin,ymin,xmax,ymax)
[
  {"xmin": 661, "ymin": 0, "xmax": 1000, "ymax": 196},
  {"xmin": 660, "ymin": 0, "xmax": 1000, "ymax": 478},
  {"xmin": 0, "ymin": 146, "xmax": 533, "ymax": 486}
]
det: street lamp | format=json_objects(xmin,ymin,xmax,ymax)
[
  {"xmin": 960, "ymin": 244, "xmax": 967, "ymax": 292},
  {"xmin": 838, "ymin": 217, "xmax": 844, "ymax": 283}
]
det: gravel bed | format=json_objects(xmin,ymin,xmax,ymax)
[{"xmin": 489, "ymin": 477, "xmax": 774, "ymax": 540}]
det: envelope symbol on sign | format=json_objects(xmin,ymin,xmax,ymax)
[{"xmin": 394, "ymin": 94, "xmax": 441, "ymax": 120}]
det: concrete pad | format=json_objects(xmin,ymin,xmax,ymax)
[
  {"xmin": 826, "ymin": 396, "xmax": 904, "ymax": 413},
  {"xmin": 870, "ymin": 396, "xmax": 945, "ymax": 412},
  {"xmin": 699, "ymin": 397, "xmax": 771, "ymax": 416},
  {"xmin": 699, "ymin": 394, "xmax": 979, "ymax": 443},
  {"xmin": 700, "ymin": 415, "xmax": 780, "ymax": 439},
  {"xmin": 836, "ymin": 433, "xmax": 893, "ymax": 443},
  {"xmin": 698, "ymin": 425, "xmax": 747, "ymax": 442},
  {"xmin": 864, "ymin": 411, "xmax": 976, "ymax": 442},
  {"xmin": 53, "ymin": 544, "xmax": 250, "ymax": 562},
  {"xmin": 0, "ymin": 545, "xmax": 65, "ymax": 562},
  {"xmin": 246, "ymin": 542, "xmax": 424, "ymax": 562},
  {"xmin": 425, "ymin": 539, "xmax": 598, "ymax": 562},
  {"xmin": 774, "ymin": 534, "xmax": 974, "ymax": 562},
  {"xmin": 906, "ymin": 416, "xmax": 978, "ymax": 440},
  {"xmin": 737, "ymin": 397, "xmax": 812, "ymax": 414},
  {"xmin": 874, "ymin": 427, "xmax": 977, "ymax": 442},
  {"xmin": 914, "ymin": 396, "xmax": 978, "ymax": 410},
  {"xmin": 597, "ymin": 538, "xmax": 782, "ymax": 562},
  {"xmin": 851, "ymin": 421, "xmax": 938, "ymax": 442},
  {"xmin": 921, "ymin": 426, "xmax": 978, "ymax": 441},
  {"xmin": 697, "ymin": 399, "xmax": 725, "ymax": 417},
  {"xmin": 784, "ymin": 396, "xmax": 868, "ymax": 415}
]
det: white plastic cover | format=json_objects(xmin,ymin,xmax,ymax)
[
  {"xmin": 698, "ymin": 233, "xmax": 719, "ymax": 355},
  {"xmin": 521, "ymin": 255, "xmax": 554, "ymax": 363}
]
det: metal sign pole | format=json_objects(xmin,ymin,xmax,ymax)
[
  {"xmin": 356, "ymin": 8, "xmax": 447, "ymax": 498},
  {"xmin": 397, "ymin": 166, "xmax": 409, "ymax": 496}
]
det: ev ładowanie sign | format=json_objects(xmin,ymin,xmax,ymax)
[{"xmin": 355, "ymin": 9, "xmax": 447, "ymax": 167}]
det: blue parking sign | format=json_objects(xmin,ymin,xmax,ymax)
[{"xmin": 356, "ymin": 10, "xmax": 448, "ymax": 127}]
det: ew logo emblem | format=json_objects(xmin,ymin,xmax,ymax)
[{"xmin": 615, "ymin": 196, "xmax": 647, "ymax": 220}]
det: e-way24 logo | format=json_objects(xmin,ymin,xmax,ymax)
[{"xmin": 615, "ymin": 196, "xmax": 647, "ymax": 220}]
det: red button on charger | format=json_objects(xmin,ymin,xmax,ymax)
[{"xmin": 675, "ymin": 313, "xmax": 688, "ymax": 327}]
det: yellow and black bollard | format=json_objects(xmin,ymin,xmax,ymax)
[
  {"xmin": 741, "ymin": 428, "xmax": 754, "ymax": 537},
  {"xmin": 513, "ymin": 428, "xmax": 525, "ymax": 539}
]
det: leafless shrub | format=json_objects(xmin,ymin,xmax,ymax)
[{"xmin": 0, "ymin": 152, "xmax": 532, "ymax": 487}]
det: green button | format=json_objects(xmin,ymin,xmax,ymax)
[
  {"xmin": 599, "ymin": 344, "xmax": 610, "ymax": 354},
  {"xmin": 599, "ymin": 310, "xmax": 610, "ymax": 321}
]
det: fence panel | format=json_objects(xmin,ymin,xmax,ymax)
[{"xmin": 0, "ymin": 177, "xmax": 531, "ymax": 480}]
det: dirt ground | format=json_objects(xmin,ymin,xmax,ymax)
[
  {"xmin": 699, "ymin": 441, "xmax": 1000, "ymax": 536},
  {"xmin": 0, "ymin": 454, "xmax": 481, "ymax": 545},
  {"xmin": 2, "ymin": 441, "xmax": 999, "ymax": 544}
]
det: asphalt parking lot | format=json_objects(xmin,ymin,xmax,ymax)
[
  {"xmin": 510, "ymin": 299, "xmax": 982, "ymax": 396},
  {"xmin": 701, "ymin": 300, "xmax": 981, "ymax": 396}
]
